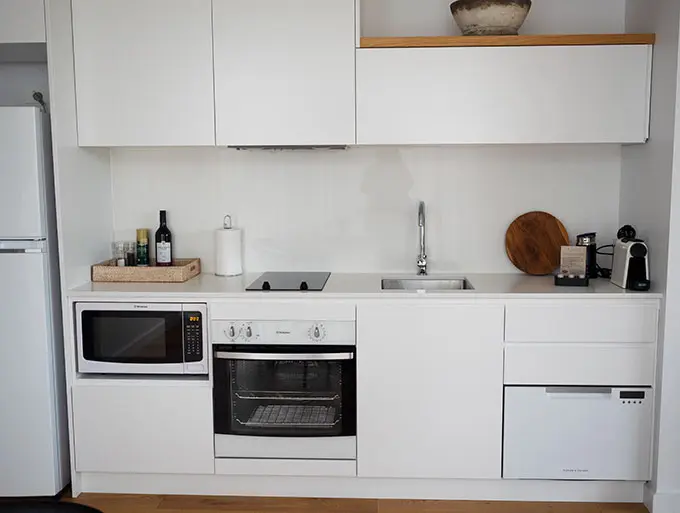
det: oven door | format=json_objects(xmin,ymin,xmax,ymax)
[
  {"xmin": 76, "ymin": 303, "xmax": 185, "ymax": 374},
  {"xmin": 213, "ymin": 345, "xmax": 356, "ymax": 439}
]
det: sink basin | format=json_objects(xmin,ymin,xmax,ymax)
[{"xmin": 381, "ymin": 278, "xmax": 474, "ymax": 291}]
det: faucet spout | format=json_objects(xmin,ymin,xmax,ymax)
[{"xmin": 417, "ymin": 201, "xmax": 427, "ymax": 275}]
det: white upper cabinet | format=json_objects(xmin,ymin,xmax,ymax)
[
  {"xmin": 72, "ymin": 0, "xmax": 215, "ymax": 147},
  {"xmin": 0, "ymin": 0, "xmax": 45, "ymax": 43},
  {"xmin": 357, "ymin": 45, "xmax": 652, "ymax": 145},
  {"xmin": 213, "ymin": 0, "xmax": 356, "ymax": 146},
  {"xmin": 356, "ymin": 302, "xmax": 504, "ymax": 479}
]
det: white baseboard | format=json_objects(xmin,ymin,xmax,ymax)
[
  {"xmin": 78, "ymin": 472, "xmax": 644, "ymax": 503},
  {"xmin": 649, "ymin": 490, "xmax": 680, "ymax": 513}
]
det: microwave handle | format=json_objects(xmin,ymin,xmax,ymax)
[{"xmin": 215, "ymin": 352, "xmax": 354, "ymax": 361}]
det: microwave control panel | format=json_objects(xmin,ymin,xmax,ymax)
[{"xmin": 184, "ymin": 312, "xmax": 203, "ymax": 362}]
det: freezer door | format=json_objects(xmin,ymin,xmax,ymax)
[
  {"xmin": 0, "ymin": 107, "xmax": 47, "ymax": 239},
  {"xmin": 0, "ymin": 252, "xmax": 62, "ymax": 496},
  {"xmin": 503, "ymin": 386, "xmax": 653, "ymax": 481}
]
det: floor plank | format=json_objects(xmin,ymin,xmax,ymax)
[
  {"xmin": 158, "ymin": 495, "xmax": 378, "ymax": 513},
  {"xmin": 66, "ymin": 494, "xmax": 649, "ymax": 513}
]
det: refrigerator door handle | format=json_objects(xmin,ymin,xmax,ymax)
[
  {"xmin": 0, "ymin": 239, "xmax": 47, "ymax": 253},
  {"xmin": 0, "ymin": 248, "xmax": 44, "ymax": 254}
]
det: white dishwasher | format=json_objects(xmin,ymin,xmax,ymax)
[{"xmin": 503, "ymin": 386, "xmax": 653, "ymax": 481}]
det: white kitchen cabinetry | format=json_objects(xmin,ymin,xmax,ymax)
[
  {"xmin": 0, "ymin": 0, "xmax": 45, "ymax": 43},
  {"xmin": 71, "ymin": 0, "xmax": 215, "ymax": 147},
  {"xmin": 72, "ymin": 382, "xmax": 214, "ymax": 474},
  {"xmin": 213, "ymin": 0, "xmax": 356, "ymax": 146},
  {"xmin": 356, "ymin": 45, "xmax": 652, "ymax": 145},
  {"xmin": 356, "ymin": 302, "xmax": 504, "ymax": 479},
  {"xmin": 504, "ymin": 300, "xmax": 659, "ymax": 386}
]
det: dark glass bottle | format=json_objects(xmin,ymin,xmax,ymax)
[{"xmin": 155, "ymin": 210, "xmax": 173, "ymax": 267}]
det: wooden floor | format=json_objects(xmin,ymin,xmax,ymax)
[{"xmin": 67, "ymin": 494, "xmax": 649, "ymax": 513}]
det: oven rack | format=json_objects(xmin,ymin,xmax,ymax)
[
  {"xmin": 238, "ymin": 404, "xmax": 340, "ymax": 428},
  {"xmin": 235, "ymin": 391, "xmax": 340, "ymax": 402}
]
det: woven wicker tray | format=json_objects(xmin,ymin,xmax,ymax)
[{"xmin": 91, "ymin": 258, "xmax": 201, "ymax": 283}]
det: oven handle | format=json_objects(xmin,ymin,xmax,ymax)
[{"xmin": 214, "ymin": 351, "xmax": 354, "ymax": 361}]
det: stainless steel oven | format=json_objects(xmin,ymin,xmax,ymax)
[
  {"xmin": 212, "ymin": 319, "xmax": 356, "ymax": 461},
  {"xmin": 75, "ymin": 302, "xmax": 208, "ymax": 375}
]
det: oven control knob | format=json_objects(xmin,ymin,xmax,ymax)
[
  {"xmin": 309, "ymin": 324, "xmax": 326, "ymax": 341},
  {"xmin": 245, "ymin": 326, "xmax": 253, "ymax": 339},
  {"xmin": 225, "ymin": 324, "xmax": 238, "ymax": 341}
]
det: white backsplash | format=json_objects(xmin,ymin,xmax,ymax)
[{"xmin": 111, "ymin": 145, "xmax": 622, "ymax": 274}]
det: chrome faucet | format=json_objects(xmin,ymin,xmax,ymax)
[{"xmin": 417, "ymin": 201, "xmax": 427, "ymax": 275}]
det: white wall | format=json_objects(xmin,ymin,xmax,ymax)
[
  {"xmin": 0, "ymin": 63, "xmax": 48, "ymax": 106},
  {"xmin": 361, "ymin": 0, "xmax": 626, "ymax": 37},
  {"xmin": 622, "ymin": 1, "xmax": 680, "ymax": 512},
  {"xmin": 111, "ymin": 145, "xmax": 621, "ymax": 274}
]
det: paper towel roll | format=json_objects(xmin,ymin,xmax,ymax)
[{"xmin": 215, "ymin": 221, "xmax": 243, "ymax": 277}]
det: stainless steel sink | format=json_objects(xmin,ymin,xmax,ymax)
[{"xmin": 381, "ymin": 278, "xmax": 474, "ymax": 291}]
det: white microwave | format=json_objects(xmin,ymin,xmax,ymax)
[{"xmin": 75, "ymin": 302, "xmax": 208, "ymax": 375}]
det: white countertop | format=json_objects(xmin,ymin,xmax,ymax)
[{"xmin": 68, "ymin": 273, "xmax": 663, "ymax": 300}]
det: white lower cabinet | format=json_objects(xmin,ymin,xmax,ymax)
[
  {"xmin": 356, "ymin": 302, "xmax": 504, "ymax": 479},
  {"xmin": 72, "ymin": 383, "xmax": 214, "ymax": 474}
]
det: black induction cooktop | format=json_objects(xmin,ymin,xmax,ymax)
[{"xmin": 246, "ymin": 272, "xmax": 331, "ymax": 292}]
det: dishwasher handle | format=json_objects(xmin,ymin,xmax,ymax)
[{"xmin": 545, "ymin": 387, "xmax": 613, "ymax": 395}]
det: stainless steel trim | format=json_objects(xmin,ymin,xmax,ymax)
[
  {"xmin": 545, "ymin": 387, "xmax": 613, "ymax": 395},
  {"xmin": 215, "ymin": 352, "xmax": 354, "ymax": 361},
  {"xmin": 417, "ymin": 201, "xmax": 427, "ymax": 275}
]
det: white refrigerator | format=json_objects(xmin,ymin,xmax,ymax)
[{"xmin": 0, "ymin": 106, "xmax": 70, "ymax": 496}]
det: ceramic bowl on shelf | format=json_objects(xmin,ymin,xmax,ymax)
[{"xmin": 450, "ymin": 0, "xmax": 532, "ymax": 36}]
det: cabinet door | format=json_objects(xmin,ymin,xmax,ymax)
[
  {"xmin": 0, "ymin": 0, "xmax": 45, "ymax": 43},
  {"xmin": 356, "ymin": 302, "xmax": 504, "ymax": 479},
  {"xmin": 72, "ymin": 0, "xmax": 215, "ymax": 147},
  {"xmin": 357, "ymin": 45, "xmax": 651, "ymax": 145},
  {"xmin": 72, "ymin": 383, "xmax": 214, "ymax": 474},
  {"xmin": 213, "ymin": 0, "xmax": 356, "ymax": 146}
]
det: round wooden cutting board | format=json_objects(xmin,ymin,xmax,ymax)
[{"xmin": 505, "ymin": 211, "xmax": 569, "ymax": 275}]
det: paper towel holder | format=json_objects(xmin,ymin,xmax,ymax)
[{"xmin": 223, "ymin": 215, "xmax": 233, "ymax": 230}]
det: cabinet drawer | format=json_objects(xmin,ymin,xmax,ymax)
[
  {"xmin": 505, "ymin": 302, "xmax": 658, "ymax": 343},
  {"xmin": 72, "ymin": 384, "xmax": 214, "ymax": 474},
  {"xmin": 505, "ymin": 343, "xmax": 656, "ymax": 386},
  {"xmin": 215, "ymin": 458, "xmax": 356, "ymax": 477}
]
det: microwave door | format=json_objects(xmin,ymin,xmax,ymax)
[{"xmin": 76, "ymin": 303, "xmax": 185, "ymax": 375}]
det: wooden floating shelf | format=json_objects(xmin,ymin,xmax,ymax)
[{"xmin": 360, "ymin": 33, "xmax": 656, "ymax": 49}]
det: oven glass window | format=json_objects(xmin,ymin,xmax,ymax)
[
  {"xmin": 81, "ymin": 311, "xmax": 183, "ymax": 364},
  {"xmin": 213, "ymin": 346, "xmax": 356, "ymax": 437}
]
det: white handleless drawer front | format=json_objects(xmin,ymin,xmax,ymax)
[
  {"xmin": 505, "ymin": 300, "xmax": 659, "ymax": 386},
  {"xmin": 505, "ymin": 343, "xmax": 656, "ymax": 386},
  {"xmin": 72, "ymin": 383, "xmax": 214, "ymax": 475},
  {"xmin": 215, "ymin": 459, "xmax": 356, "ymax": 477},
  {"xmin": 505, "ymin": 301, "xmax": 659, "ymax": 343}
]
